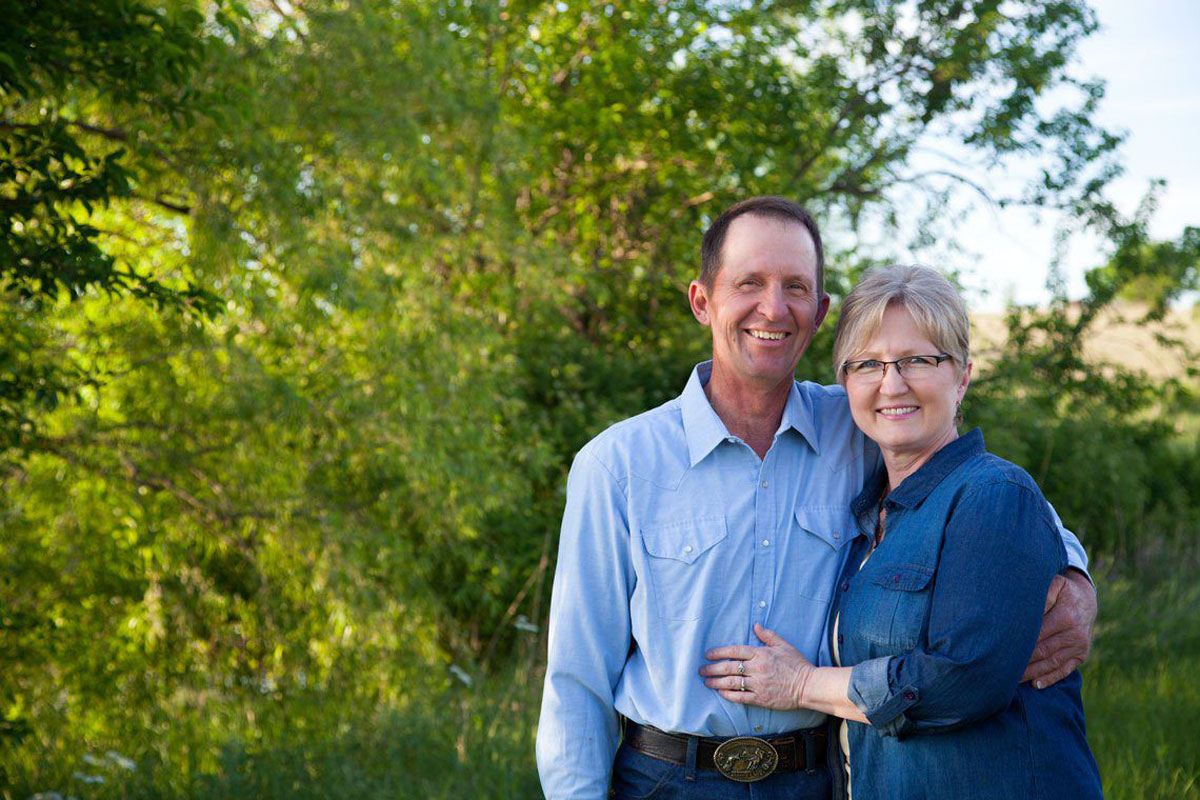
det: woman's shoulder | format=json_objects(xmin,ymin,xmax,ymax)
[
  {"xmin": 948, "ymin": 448, "xmax": 1059, "ymax": 532},
  {"xmin": 955, "ymin": 446, "xmax": 1045, "ymax": 498}
]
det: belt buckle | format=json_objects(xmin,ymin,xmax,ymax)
[{"xmin": 713, "ymin": 736, "xmax": 779, "ymax": 783}]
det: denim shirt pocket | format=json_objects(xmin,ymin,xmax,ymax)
[
  {"xmin": 859, "ymin": 563, "xmax": 935, "ymax": 650},
  {"xmin": 640, "ymin": 517, "xmax": 728, "ymax": 621}
]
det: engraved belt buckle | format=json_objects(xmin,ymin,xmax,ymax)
[{"xmin": 713, "ymin": 736, "xmax": 779, "ymax": 783}]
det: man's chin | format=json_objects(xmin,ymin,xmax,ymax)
[{"xmin": 737, "ymin": 362, "xmax": 801, "ymax": 389}]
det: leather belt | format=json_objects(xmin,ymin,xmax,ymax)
[{"xmin": 623, "ymin": 720, "xmax": 827, "ymax": 782}]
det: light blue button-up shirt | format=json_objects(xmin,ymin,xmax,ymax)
[{"xmin": 535, "ymin": 362, "xmax": 1088, "ymax": 799}]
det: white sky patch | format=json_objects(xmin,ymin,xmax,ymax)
[{"xmin": 963, "ymin": 0, "xmax": 1200, "ymax": 310}]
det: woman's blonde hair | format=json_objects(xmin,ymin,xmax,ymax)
[{"xmin": 832, "ymin": 265, "xmax": 970, "ymax": 384}]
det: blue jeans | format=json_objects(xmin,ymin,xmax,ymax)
[{"xmin": 611, "ymin": 741, "xmax": 832, "ymax": 800}]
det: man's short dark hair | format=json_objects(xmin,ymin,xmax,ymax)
[{"xmin": 699, "ymin": 196, "xmax": 825, "ymax": 295}]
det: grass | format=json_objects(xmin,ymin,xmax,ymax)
[
  {"xmin": 5, "ymin": 556, "xmax": 1199, "ymax": 799},
  {"xmin": 1084, "ymin": 556, "xmax": 1200, "ymax": 799}
]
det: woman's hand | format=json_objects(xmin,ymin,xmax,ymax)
[{"xmin": 700, "ymin": 624, "xmax": 815, "ymax": 710}]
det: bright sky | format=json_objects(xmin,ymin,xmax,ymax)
[{"xmin": 963, "ymin": 0, "xmax": 1200, "ymax": 310}]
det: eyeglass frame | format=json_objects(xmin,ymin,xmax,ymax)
[{"xmin": 840, "ymin": 353, "xmax": 954, "ymax": 380}]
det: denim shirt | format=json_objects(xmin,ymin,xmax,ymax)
[{"xmin": 828, "ymin": 429, "xmax": 1102, "ymax": 800}]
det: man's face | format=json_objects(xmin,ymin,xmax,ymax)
[{"xmin": 689, "ymin": 214, "xmax": 830, "ymax": 393}]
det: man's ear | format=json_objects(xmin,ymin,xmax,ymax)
[
  {"xmin": 813, "ymin": 293, "xmax": 831, "ymax": 331},
  {"xmin": 689, "ymin": 280, "xmax": 711, "ymax": 326}
]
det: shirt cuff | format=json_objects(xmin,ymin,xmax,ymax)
[
  {"xmin": 1064, "ymin": 551, "xmax": 1091, "ymax": 584},
  {"xmin": 848, "ymin": 656, "xmax": 919, "ymax": 737}
]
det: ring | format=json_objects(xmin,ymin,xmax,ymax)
[
  {"xmin": 740, "ymin": 676, "xmax": 746, "ymax": 692},
  {"xmin": 737, "ymin": 662, "xmax": 745, "ymax": 676}
]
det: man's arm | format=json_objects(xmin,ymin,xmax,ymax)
[
  {"xmin": 1027, "ymin": 503, "xmax": 1098, "ymax": 688},
  {"xmin": 1024, "ymin": 569, "xmax": 1097, "ymax": 688},
  {"xmin": 536, "ymin": 449, "xmax": 633, "ymax": 800}
]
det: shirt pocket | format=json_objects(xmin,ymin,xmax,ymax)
[
  {"xmin": 640, "ymin": 516, "xmax": 728, "ymax": 621},
  {"xmin": 860, "ymin": 563, "xmax": 935, "ymax": 650},
  {"xmin": 792, "ymin": 506, "xmax": 857, "ymax": 602}
]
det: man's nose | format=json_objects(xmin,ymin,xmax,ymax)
[{"xmin": 759, "ymin": 286, "xmax": 787, "ymax": 319}]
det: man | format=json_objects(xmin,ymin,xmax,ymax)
[{"xmin": 536, "ymin": 197, "xmax": 1096, "ymax": 799}]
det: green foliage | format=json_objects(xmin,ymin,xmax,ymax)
[
  {"xmin": 6, "ymin": 554, "xmax": 1199, "ymax": 798},
  {"xmin": 1085, "ymin": 556, "xmax": 1200, "ymax": 799},
  {"xmin": 1, "ymin": 0, "xmax": 1197, "ymax": 793},
  {"xmin": 968, "ymin": 193, "xmax": 1200, "ymax": 558},
  {"xmin": 0, "ymin": 0, "xmax": 228, "ymax": 457}
]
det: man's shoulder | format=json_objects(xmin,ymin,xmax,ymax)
[
  {"xmin": 794, "ymin": 379, "xmax": 849, "ymax": 410},
  {"xmin": 792, "ymin": 380, "xmax": 873, "ymax": 465},
  {"xmin": 575, "ymin": 395, "xmax": 687, "ymax": 481}
]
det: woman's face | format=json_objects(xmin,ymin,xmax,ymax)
[{"xmin": 844, "ymin": 304, "xmax": 971, "ymax": 466}]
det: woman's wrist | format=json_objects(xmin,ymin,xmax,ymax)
[{"xmin": 789, "ymin": 663, "xmax": 816, "ymax": 709}]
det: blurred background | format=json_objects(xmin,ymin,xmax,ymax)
[{"xmin": 2, "ymin": 1, "xmax": 1197, "ymax": 797}]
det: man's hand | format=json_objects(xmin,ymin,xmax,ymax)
[{"xmin": 1024, "ymin": 570, "xmax": 1097, "ymax": 689}]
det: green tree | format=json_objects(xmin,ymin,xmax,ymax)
[
  {"xmin": 0, "ymin": 0, "xmax": 229, "ymax": 455},
  {"xmin": 5, "ymin": 1, "xmax": 1193, "ymax": 792}
]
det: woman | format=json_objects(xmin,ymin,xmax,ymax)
[{"xmin": 700, "ymin": 265, "xmax": 1102, "ymax": 798}]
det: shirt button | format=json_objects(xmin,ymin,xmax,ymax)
[
  {"xmin": 893, "ymin": 575, "xmax": 901, "ymax": 584},
  {"xmin": 904, "ymin": 690, "xmax": 916, "ymax": 701},
  {"xmin": 683, "ymin": 545, "xmax": 693, "ymax": 554},
  {"xmin": 754, "ymin": 725, "xmax": 763, "ymax": 732},
  {"xmin": 758, "ymin": 601, "xmax": 766, "ymax": 608},
  {"xmin": 837, "ymin": 634, "xmax": 844, "ymax": 644},
  {"xmin": 761, "ymin": 480, "xmax": 769, "ymax": 488},
  {"xmin": 841, "ymin": 581, "xmax": 850, "ymax": 592},
  {"xmin": 833, "ymin": 531, "xmax": 841, "ymax": 539},
  {"xmin": 761, "ymin": 539, "xmax": 770, "ymax": 547}
]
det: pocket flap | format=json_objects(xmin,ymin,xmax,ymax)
[
  {"xmin": 793, "ymin": 506, "xmax": 857, "ymax": 551},
  {"xmin": 871, "ymin": 564, "xmax": 934, "ymax": 591},
  {"xmin": 641, "ymin": 517, "xmax": 728, "ymax": 564}
]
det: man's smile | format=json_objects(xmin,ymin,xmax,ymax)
[{"xmin": 746, "ymin": 329, "xmax": 791, "ymax": 341}]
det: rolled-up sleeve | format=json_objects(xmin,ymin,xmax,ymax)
[
  {"xmin": 847, "ymin": 479, "xmax": 1064, "ymax": 738},
  {"xmin": 1045, "ymin": 500, "xmax": 1090, "ymax": 578},
  {"xmin": 536, "ymin": 449, "xmax": 634, "ymax": 799}
]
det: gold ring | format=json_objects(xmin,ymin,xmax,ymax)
[{"xmin": 737, "ymin": 662, "xmax": 745, "ymax": 676}]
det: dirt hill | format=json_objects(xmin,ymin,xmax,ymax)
[{"xmin": 971, "ymin": 302, "xmax": 1200, "ymax": 380}]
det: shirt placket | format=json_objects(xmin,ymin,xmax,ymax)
[{"xmin": 748, "ymin": 447, "xmax": 778, "ymax": 733}]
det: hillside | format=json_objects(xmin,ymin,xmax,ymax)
[{"xmin": 972, "ymin": 302, "xmax": 1200, "ymax": 380}]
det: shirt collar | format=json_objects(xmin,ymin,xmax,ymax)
[
  {"xmin": 680, "ymin": 361, "xmax": 822, "ymax": 467},
  {"xmin": 851, "ymin": 427, "xmax": 986, "ymax": 518}
]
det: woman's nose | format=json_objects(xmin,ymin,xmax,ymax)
[{"xmin": 879, "ymin": 362, "xmax": 909, "ymax": 393}]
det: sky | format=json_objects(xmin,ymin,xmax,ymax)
[{"xmin": 956, "ymin": 0, "xmax": 1200, "ymax": 310}]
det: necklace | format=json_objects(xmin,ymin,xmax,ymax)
[{"xmin": 873, "ymin": 489, "xmax": 889, "ymax": 549}]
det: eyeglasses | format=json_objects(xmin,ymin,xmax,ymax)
[{"xmin": 841, "ymin": 354, "xmax": 953, "ymax": 381}]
